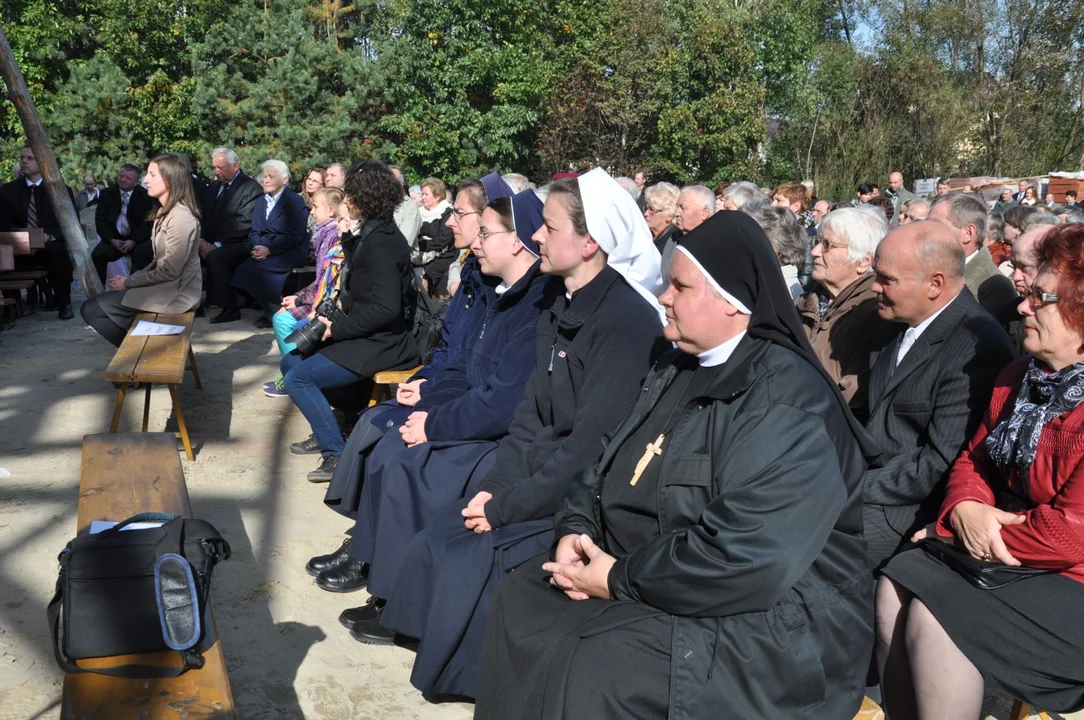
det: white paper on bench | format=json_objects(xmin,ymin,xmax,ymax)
[
  {"xmin": 131, "ymin": 320, "xmax": 185, "ymax": 336},
  {"xmin": 89, "ymin": 520, "xmax": 166, "ymax": 534}
]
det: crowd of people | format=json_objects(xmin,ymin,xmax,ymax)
[{"xmin": 5, "ymin": 144, "xmax": 1084, "ymax": 718}]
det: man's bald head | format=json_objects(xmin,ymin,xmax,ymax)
[
  {"xmin": 871, "ymin": 221, "xmax": 964, "ymax": 327},
  {"xmin": 888, "ymin": 172, "xmax": 904, "ymax": 192},
  {"xmin": 1011, "ymin": 225, "xmax": 1055, "ymax": 296}
]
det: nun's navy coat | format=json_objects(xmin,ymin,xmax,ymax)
[{"xmin": 378, "ymin": 266, "xmax": 665, "ymax": 698}]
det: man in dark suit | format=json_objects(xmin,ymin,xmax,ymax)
[
  {"xmin": 229, "ymin": 159, "xmax": 309, "ymax": 327},
  {"xmin": 90, "ymin": 163, "xmax": 155, "ymax": 283},
  {"xmin": 199, "ymin": 147, "xmax": 262, "ymax": 323},
  {"xmin": 862, "ymin": 221, "xmax": 1016, "ymax": 571},
  {"xmin": 0, "ymin": 146, "xmax": 77, "ymax": 319}
]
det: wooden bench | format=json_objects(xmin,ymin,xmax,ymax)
[
  {"xmin": 368, "ymin": 365, "xmax": 424, "ymax": 407},
  {"xmin": 0, "ymin": 227, "xmax": 46, "ymax": 255},
  {"xmin": 62, "ymin": 433, "xmax": 235, "ymax": 719},
  {"xmin": 0, "ymin": 277, "xmax": 36, "ymax": 316},
  {"xmin": 854, "ymin": 696, "xmax": 883, "ymax": 719},
  {"xmin": 1010, "ymin": 700, "xmax": 1050, "ymax": 719},
  {"xmin": 105, "ymin": 311, "xmax": 201, "ymax": 461},
  {"xmin": 0, "ymin": 244, "xmax": 12, "ymax": 271}
]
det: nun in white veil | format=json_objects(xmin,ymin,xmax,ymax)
[{"xmin": 370, "ymin": 168, "xmax": 668, "ymax": 698}]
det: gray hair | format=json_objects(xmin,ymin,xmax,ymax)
[
  {"xmin": 985, "ymin": 213, "xmax": 1004, "ymax": 242},
  {"xmin": 819, "ymin": 206, "xmax": 889, "ymax": 264},
  {"xmin": 408, "ymin": 184, "xmax": 422, "ymax": 197},
  {"xmin": 211, "ymin": 147, "xmax": 239, "ymax": 166},
  {"xmin": 615, "ymin": 176, "xmax": 641, "ymax": 200},
  {"xmin": 1027, "ymin": 212, "xmax": 1062, "ymax": 228},
  {"xmin": 1060, "ymin": 207, "xmax": 1084, "ymax": 224},
  {"xmin": 327, "ymin": 162, "xmax": 348, "ymax": 175},
  {"xmin": 644, "ymin": 182, "xmax": 680, "ymax": 220},
  {"xmin": 930, "ymin": 192, "xmax": 987, "ymax": 240},
  {"xmin": 261, "ymin": 159, "xmax": 290, "ymax": 181},
  {"xmin": 746, "ymin": 205, "xmax": 807, "ymax": 267},
  {"xmin": 502, "ymin": 173, "xmax": 529, "ymax": 193},
  {"xmin": 534, "ymin": 183, "xmax": 551, "ymax": 203},
  {"xmin": 722, "ymin": 181, "xmax": 769, "ymax": 211},
  {"xmin": 681, "ymin": 184, "xmax": 716, "ymax": 213}
]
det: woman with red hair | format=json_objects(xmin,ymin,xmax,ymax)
[{"xmin": 875, "ymin": 223, "xmax": 1084, "ymax": 718}]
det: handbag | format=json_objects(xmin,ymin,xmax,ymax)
[
  {"xmin": 47, "ymin": 512, "xmax": 230, "ymax": 677},
  {"xmin": 917, "ymin": 538, "xmax": 1051, "ymax": 590}
]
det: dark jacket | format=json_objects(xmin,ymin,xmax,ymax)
[
  {"xmin": 479, "ymin": 266, "xmax": 665, "ymax": 528},
  {"xmin": 200, "ymin": 171, "xmax": 261, "ymax": 245},
  {"xmin": 94, "ymin": 185, "xmax": 155, "ymax": 247},
  {"xmin": 0, "ymin": 178, "xmax": 75, "ymax": 235},
  {"xmin": 419, "ymin": 261, "xmax": 562, "ymax": 442},
  {"xmin": 319, "ymin": 219, "xmax": 419, "ymax": 377},
  {"xmin": 864, "ymin": 288, "xmax": 1016, "ymax": 536},
  {"xmin": 556, "ymin": 338, "xmax": 873, "ymax": 720},
  {"xmin": 965, "ymin": 246, "xmax": 1020, "ymax": 329},
  {"xmin": 413, "ymin": 256, "xmax": 494, "ymax": 383},
  {"xmin": 247, "ymin": 188, "xmax": 309, "ymax": 267},
  {"xmin": 419, "ymin": 207, "xmax": 458, "ymax": 294}
]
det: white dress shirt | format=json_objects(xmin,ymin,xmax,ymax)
[
  {"xmin": 265, "ymin": 188, "xmax": 284, "ymax": 219},
  {"xmin": 895, "ymin": 295, "xmax": 958, "ymax": 367}
]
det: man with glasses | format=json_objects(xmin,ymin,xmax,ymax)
[{"xmin": 861, "ymin": 220, "xmax": 1015, "ymax": 571}]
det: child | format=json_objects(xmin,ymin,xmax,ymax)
[{"xmin": 264, "ymin": 187, "xmax": 347, "ymax": 397}]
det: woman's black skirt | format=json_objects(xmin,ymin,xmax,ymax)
[
  {"xmin": 884, "ymin": 547, "xmax": 1084, "ymax": 713},
  {"xmin": 97, "ymin": 290, "xmax": 141, "ymax": 330}
]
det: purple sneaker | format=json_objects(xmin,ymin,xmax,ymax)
[{"xmin": 263, "ymin": 377, "xmax": 288, "ymax": 398}]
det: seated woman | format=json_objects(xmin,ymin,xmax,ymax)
[
  {"xmin": 319, "ymin": 173, "xmax": 514, "ymax": 510},
  {"xmin": 347, "ymin": 170, "xmax": 668, "ymax": 698},
  {"xmin": 81, "ymin": 153, "xmax": 201, "ymax": 346},
  {"xmin": 413, "ymin": 177, "xmax": 456, "ymax": 295},
  {"xmin": 300, "ymin": 166, "xmax": 326, "ymax": 239},
  {"xmin": 230, "ymin": 159, "xmax": 309, "ymax": 328},
  {"xmin": 746, "ymin": 203, "xmax": 808, "ymax": 300},
  {"xmin": 263, "ymin": 187, "xmax": 345, "ymax": 398},
  {"xmin": 475, "ymin": 211, "xmax": 878, "ymax": 719},
  {"xmin": 643, "ymin": 181, "xmax": 681, "ymax": 278},
  {"xmin": 876, "ymin": 223, "xmax": 1084, "ymax": 719},
  {"xmin": 282, "ymin": 162, "xmax": 419, "ymax": 482}
]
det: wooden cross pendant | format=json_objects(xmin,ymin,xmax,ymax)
[{"xmin": 630, "ymin": 433, "xmax": 665, "ymax": 486}]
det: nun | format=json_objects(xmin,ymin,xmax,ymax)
[
  {"xmin": 348, "ymin": 169, "xmax": 669, "ymax": 697},
  {"xmin": 319, "ymin": 173, "xmax": 514, "ymax": 515},
  {"xmin": 474, "ymin": 211, "xmax": 879, "ymax": 720}
]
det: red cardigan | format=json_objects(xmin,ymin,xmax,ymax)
[{"xmin": 937, "ymin": 358, "xmax": 1084, "ymax": 584}]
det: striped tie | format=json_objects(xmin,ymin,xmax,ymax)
[{"xmin": 27, "ymin": 186, "xmax": 38, "ymax": 228}]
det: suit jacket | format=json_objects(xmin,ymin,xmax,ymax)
[
  {"xmin": 75, "ymin": 188, "xmax": 100, "ymax": 211},
  {"xmin": 0, "ymin": 178, "xmax": 75, "ymax": 235},
  {"xmin": 200, "ymin": 171, "xmax": 261, "ymax": 245},
  {"xmin": 95, "ymin": 185, "xmax": 155, "ymax": 246},
  {"xmin": 122, "ymin": 203, "xmax": 202, "ymax": 314},
  {"xmin": 965, "ymin": 245, "xmax": 1019, "ymax": 329},
  {"xmin": 863, "ymin": 288, "xmax": 1016, "ymax": 535}
]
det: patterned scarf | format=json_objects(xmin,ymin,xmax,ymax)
[{"xmin": 985, "ymin": 359, "xmax": 1084, "ymax": 481}]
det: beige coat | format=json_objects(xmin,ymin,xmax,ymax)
[{"xmin": 122, "ymin": 203, "xmax": 202, "ymax": 314}]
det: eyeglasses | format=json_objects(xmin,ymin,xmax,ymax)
[
  {"xmin": 817, "ymin": 237, "xmax": 849, "ymax": 252},
  {"xmin": 452, "ymin": 209, "xmax": 481, "ymax": 219},
  {"xmin": 1025, "ymin": 287, "xmax": 1060, "ymax": 307},
  {"xmin": 477, "ymin": 228, "xmax": 514, "ymax": 242}
]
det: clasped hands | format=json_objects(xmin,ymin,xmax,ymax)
[
  {"xmin": 111, "ymin": 238, "xmax": 135, "ymax": 254},
  {"xmin": 399, "ymin": 411, "xmax": 428, "ymax": 446},
  {"xmin": 911, "ymin": 500, "xmax": 1025, "ymax": 566},
  {"xmin": 250, "ymin": 245, "xmax": 270, "ymax": 261},
  {"xmin": 396, "ymin": 379, "xmax": 426, "ymax": 407},
  {"xmin": 542, "ymin": 533, "xmax": 616, "ymax": 601},
  {"xmin": 107, "ymin": 276, "xmax": 127, "ymax": 291}
]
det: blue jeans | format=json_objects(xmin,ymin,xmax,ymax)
[{"xmin": 282, "ymin": 352, "xmax": 361, "ymax": 456}]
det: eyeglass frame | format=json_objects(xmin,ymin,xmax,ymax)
[
  {"xmin": 452, "ymin": 209, "xmax": 482, "ymax": 219},
  {"xmin": 1024, "ymin": 286, "xmax": 1060, "ymax": 307},
  {"xmin": 477, "ymin": 227, "xmax": 516, "ymax": 242},
  {"xmin": 816, "ymin": 236, "xmax": 850, "ymax": 252}
]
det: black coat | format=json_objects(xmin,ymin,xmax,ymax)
[
  {"xmin": 478, "ymin": 265, "xmax": 666, "ymax": 528},
  {"xmin": 0, "ymin": 178, "xmax": 75, "ymax": 235},
  {"xmin": 200, "ymin": 171, "xmax": 261, "ymax": 245},
  {"xmin": 94, "ymin": 185, "xmax": 155, "ymax": 246},
  {"xmin": 554, "ymin": 337, "xmax": 875, "ymax": 719},
  {"xmin": 319, "ymin": 219, "xmax": 419, "ymax": 377},
  {"xmin": 864, "ymin": 288, "xmax": 1016, "ymax": 536}
]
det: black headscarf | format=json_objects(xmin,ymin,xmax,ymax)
[{"xmin": 678, "ymin": 210, "xmax": 881, "ymax": 463}]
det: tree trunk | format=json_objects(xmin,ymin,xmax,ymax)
[{"xmin": 0, "ymin": 25, "xmax": 103, "ymax": 298}]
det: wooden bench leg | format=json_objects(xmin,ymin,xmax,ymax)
[
  {"xmin": 168, "ymin": 383, "xmax": 195, "ymax": 461},
  {"xmin": 142, "ymin": 383, "xmax": 153, "ymax": 433},
  {"xmin": 1010, "ymin": 700, "xmax": 1051, "ymax": 720},
  {"xmin": 187, "ymin": 346, "xmax": 202, "ymax": 389},
  {"xmin": 367, "ymin": 382, "xmax": 381, "ymax": 408},
  {"xmin": 109, "ymin": 382, "xmax": 129, "ymax": 432}
]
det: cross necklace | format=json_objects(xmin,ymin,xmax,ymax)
[{"xmin": 628, "ymin": 369, "xmax": 701, "ymax": 486}]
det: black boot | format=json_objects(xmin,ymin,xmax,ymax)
[
  {"xmin": 349, "ymin": 599, "xmax": 395, "ymax": 645},
  {"xmin": 289, "ymin": 434, "xmax": 321, "ymax": 455},
  {"xmin": 316, "ymin": 558, "xmax": 369, "ymax": 593},
  {"xmin": 305, "ymin": 538, "xmax": 352, "ymax": 577},
  {"xmin": 307, "ymin": 455, "xmax": 338, "ymax": 483},
  {"xmin": 210, "ymin": 307, "xmax": 241, "ymax": 324},
  {"xmin": 339, "ymin": 596, "xmax": 383, "ymax": 630}
]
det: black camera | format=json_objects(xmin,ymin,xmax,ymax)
[{"xmin": 285, "ymin": 296, "xmax": 349, "ymax": 356}]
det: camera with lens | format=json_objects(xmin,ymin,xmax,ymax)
[{"xmin": 285, "ymin": 296, "xmax": 349, "ymax": 357}]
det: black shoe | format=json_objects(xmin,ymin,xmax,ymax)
[
  {"xmin": 57, "ymin": 305, "xmax": 74, "ymax": 320},
  {"xmin": 349, "ymin": 606, "xmax": 395, "ymax": 645},
  {"xmin": 210, "ymin": 307, "xmax": 241, "ymax": 324},
  {"xmin": 253, "ymin": 314, "xmax": 271, "ymax": 329},
  {"xmin": 195, "ymin": 306, "xmax": 205, "ymax": 318},
  {"xmin": 316, "ymin": 559, "xmax": 369, "ymax": 593},
  {"xmin": 305, "ymin": 538, "xmax": 352, "ymax": 577},
  {"xmin": 307, "ymin": 455, "xmax": 338, "ymax": 483},
  {"xmin": 289, "ymin": 434, "xmax": 321, "ymax": 455},
  {"xmin": 339, "ymin": 597, "xmax": 384, "ymax": 630}
]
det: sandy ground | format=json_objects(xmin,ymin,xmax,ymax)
[{"xmin": 0, "ymin": 296, "xmax": 1079, "ymax": 720}]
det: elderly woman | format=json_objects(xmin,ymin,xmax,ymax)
[
  {"xmin": 230, "ymin": 159, "xmax": 309, "ymax": 327},
  {"xmin": 414, "ymin": 177, "xmax": 456, "ymax": 295},
  {"xmin": 746, "ymin": 204, "xmax": 807, "ymax": 299},
  {"xmin": 876, "ymin": 223, "xmax": 1084, "ymax": 718},
  {"xmin": 643, "ymin": 181, "xmax": 681, "ymax": 277},
  {"xmin": 796, "ymin": 207, "xmax": 895, "ymax": 423}
]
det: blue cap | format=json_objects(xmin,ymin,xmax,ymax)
[{"xmin": 480, "ymin": 172, "xmax": 514, "ymax": 203}]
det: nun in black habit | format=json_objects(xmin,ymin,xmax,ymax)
[{"xmin": 474, "ymin": 211, "xmax": 881, "ymax": 720}]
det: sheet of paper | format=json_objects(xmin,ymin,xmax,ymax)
[
  {"xmin": 131, "ymin": 320, "xmax": 185, "ymax": 336},
  {"xmin": 89, "ymin": 520, "xmax": 166, "ymax": 534}
]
